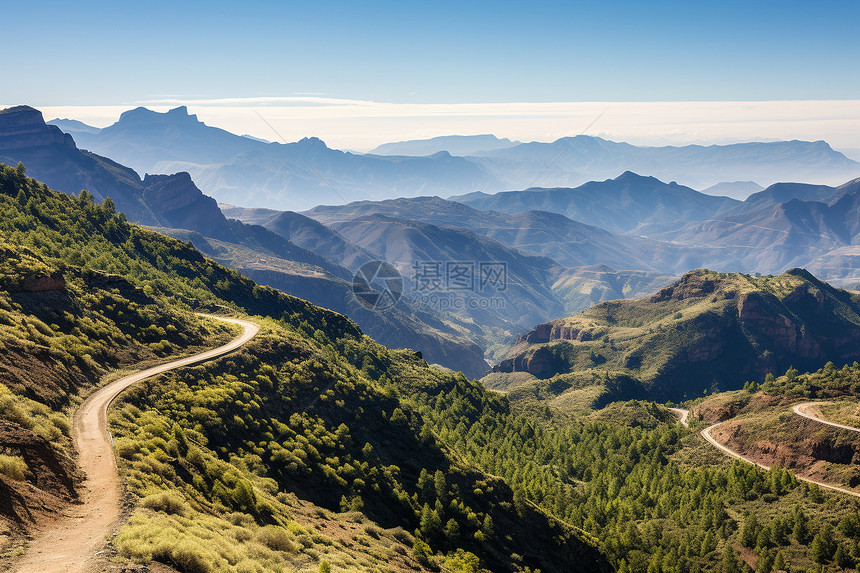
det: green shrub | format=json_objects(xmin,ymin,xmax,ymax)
[
  {"xmin": 256, "ymin": 525, "xmax": 298, "ymax": 553},
  {"xmin": 141, "ymin": 492, "xmax": 187, "ymax": 515},
  {"xmin": 0, "ymin": 454, "xmax": 28, "ymax": 481}
]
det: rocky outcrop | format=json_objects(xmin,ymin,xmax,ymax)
[
  {"xmin": 142, "ymin": 173, "xmax": 236, "ymax": 241},
  {"xmin": 0, "ymin": 106, "xmax": 76, "ymax": 151},
  {"xmin": 494, "ymin": 345, "xmax": 568, "ymax": 378},
  {"xmin": 520, "ymin": 322, "xmax": 598, "ymax": 344},
  {"xmin": 651, "ymin": 271, "xmax": 719, "ymax": 303},
  {"xmin": 20, "ymin": 273, "xmax": 66, "ymax": 292}
]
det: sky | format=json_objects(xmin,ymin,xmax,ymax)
[{"xmin": 3, "ymin": 0, "xmax": 859, "ymax": 150}]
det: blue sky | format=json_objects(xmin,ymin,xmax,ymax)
[
  {"xmin": 5, "ymin": 0, "xmax": 858, "ymax": 104},
  {"xmin": 3, "ymin": 1, "xmax": 859, "ymax": 150}
]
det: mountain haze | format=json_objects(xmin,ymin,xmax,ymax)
[
  {"xmin": 70, "ymin": 106, "xmax": 500, "ymax": 210},
  {"xmin": 369, "ymin": 134, "xmax": 519, "ymax": 156}
]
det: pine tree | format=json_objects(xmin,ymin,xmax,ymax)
[
  {"xmin": 102, "ymin": 196, "xmax": 116, "ymax": 216},
  {"xmin": 793, "ymin": 507, "xmax": 811, "ymax": 544},
  {"xmin": 721, "ymin": 545, "xmax": 741, "ymax": 573},
  {"xmin": 742, "ymin": 512, "xmax": 759, "ymax": 547},
  {"xmin": 773, "ymin": 551, "xmax": 786, "ymax": 572},
  {"xmin": 834, "ymin": 544, "xmax": 853, "ymax": 569}
]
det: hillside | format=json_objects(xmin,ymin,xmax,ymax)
[
  {"xmin": 0, "ymin": 164, "xmax": 609, "ymax": 572},
  {"xmin": 493, "ymin": 269, "xmax": 860, "ymax": 402}
]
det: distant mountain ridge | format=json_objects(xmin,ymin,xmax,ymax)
[
  {"xmin": 52, "ymin": 105, "xmax": 860, "ymax": 208},
  {"xmin": 452, "ymin": 171, "xmax": 741, "ymax": 235},
  {"xmin": 69, "ymin": 106, "xmax": 501, "ymax": 210},
  {"xmin": 46, "ymin": 117, "xmax": 101, "ymax": 135},
  {"xmin": 469, "ymin": 135, "xmax": 860, "ymax": 190},
  {"xmin": 369, "ymin": 134, "xmax": 519, "ymax": 156}
]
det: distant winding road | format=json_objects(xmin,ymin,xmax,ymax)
[
  {"xmin": 11, "ymin": 316, "xmax": 259, "ymax": 573},
  {"xmin": 670, "ymin": 407, "xmax": 690, "ymax": 427},
  {"xmin": 700, "ymin": 405, "xmax": 860, "ymax": 499},
  {"xmin": 793, "ymin": 402, "xmax": 860, "ymax": 434}
]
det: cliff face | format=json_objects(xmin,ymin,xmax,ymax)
[
  {"xmin": 496, "ymin": 269, "xmax": 860, "ymax": 400},
  {"xmin": 0, "ymin": 106, "xmax": 76, "ymax": 151},
  {"xmin": 0, "ymin": 105, "xmax": 235, "ymax": 236},
  {"xmin": 143, "ymin": 173, "xmax": 236, "ymax": 241}
]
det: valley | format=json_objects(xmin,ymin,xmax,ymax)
[{"xmin": 2, "ymin": 101, "xmax": 860, "ymax": 573}]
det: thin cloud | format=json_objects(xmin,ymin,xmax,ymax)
[{"xmin": 19, "ymin": 99, "xmax": 860, "ymax": 152}]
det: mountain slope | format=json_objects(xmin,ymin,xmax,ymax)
[
  {"xmin": 494, "ymin": 269, "xmax": 860, "ymax": 402},
  {"xmin": 0, "ymin": 163, "xmax": 609, "ymax": 572}
]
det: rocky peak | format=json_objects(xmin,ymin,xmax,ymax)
[
  {"xmin": 166, "ymin": 106, "xmax": 197, "ymax": 121},
  {"xmin": 116, "ymin": 106, "xmax": 199, "ymax": 127},
  {"xmin": 296, "ymin": 136, "xmax": 329, "ymax": 150},
  {"xmin": 142, "ymin": 172, "xmax": 234, "ymax": 241},
  {"xmin": 0, "ymin": 106, "xmax": 76, "ymax": 151},
  {"xmin": 142, "ymin": 172, "xmax": 202, "ymax": 213},
  {"xmin": 650, "ymin": 270, "xmax": 719, "ymax": 302}
]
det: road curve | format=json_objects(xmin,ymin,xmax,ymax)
[
  {"xmin": 701, "ymin": 421, "xmax": 860, "ymax": 499},
  {"xmin": 11, "ymin": 316, "xmax": 260, "ymax": 573},
  {"xmin": 669, "ymin": 408, "xmax": 690, "ymax": 427},
  {"xmin": 793, "ymin": 402, "xmax": 860, "ymax": 434}
]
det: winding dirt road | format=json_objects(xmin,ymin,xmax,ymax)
[
  {"xmin": 793, "ymin": 402, "xmax": 860, "ymax": 434},
  {"xmin": 669, "ymin": 407, "xmax": 689, "ymax": 427},
  {"xmin": 701, "ymin": 418, "xmax": 860, "ymax": 499},
  {"xmin": 11, "ymin": 316, "xmax": 259, "ymax": 573}
]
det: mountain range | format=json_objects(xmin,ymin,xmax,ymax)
[
  {"xmin": 58, "ymin": 107, "xmax": 501, "ymax": 210},
  {"xmin": 368, "ymin": 134, "xmax": 520, "ymax": 156},
  {"xmin": 466, "ymin": 136, "xmax": 860, "ymax": 191},
  {"xmin": 8, "ymin": 103, "xmax": 860, "ymax": 375},
  {"xmin": 53, "ymin": 109, "xmax": 860, "ymax": 211},
  {"xmin": 2, "ymin": 106, "xmax": 492, "ymax": 377}
]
